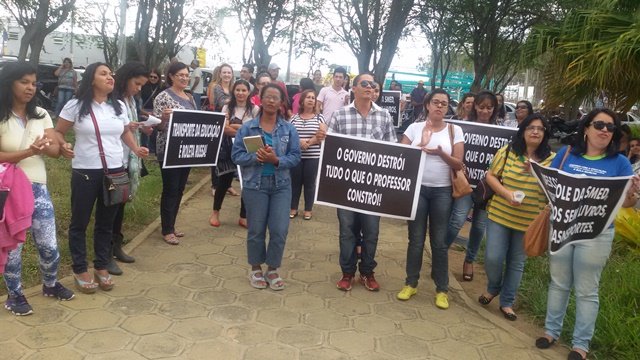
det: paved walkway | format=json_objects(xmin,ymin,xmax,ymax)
[{"xmin": 0, "ymin": 177, "xmax": 566, "ymax": 359}]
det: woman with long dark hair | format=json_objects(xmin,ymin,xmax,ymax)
[
  {"xmin": 515, "ymin": 100, "xmax": 534, "ymax": 125},
  {"xmin": 209, "ymin": 80, "xmax": 258, "ymax": 228},
  {"xmin": 153, "ymin": 62, "xmax": 197, "ymax": 245},
  {"xmin": 0, "ymin": 62, "xmax": 75, "ymax": 315},
  {"xmin": 106, "ymin": 61, "xmax": 150, "ymax": 275},
  {"xmin": 55, "ymin": 62, "xmax": 148, "ymax": 293},
  {"xmin": 289, "ymin": 89, "xmax": 325, "ymax": 220},
  {"xmin": 232, "ymin": 83, "xmax": 301, "ymax": 290},
  {"xmin": 479, "ymin": 114, "xmax": 555, "ymax": 321},
  {"xmin": 446, "ymin": 90, "xmax": 499, "ymax": 281},
  {"xmin": 536, "ymin": 109, "xmax": 639, "ymax": 360}
]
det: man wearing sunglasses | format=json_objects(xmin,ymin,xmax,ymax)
[
  {"xmin": 326, "ymin": 72, "xmax": 396, "ymax": 292},
  {"xmin": 317, "ymin": 67, "xmax": 349, "ymax": 120}
]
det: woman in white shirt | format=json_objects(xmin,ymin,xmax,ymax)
[
  {"xmin": 55, "ymin": 62, "xmax": 148, "ymax": 294},
  {"xmin": 396, "ymin": 89, "xmax": 464, "ymax": 310},
  {"xmin": 0, "ymin": 62, "xmax": 75, "ymax": 316}
]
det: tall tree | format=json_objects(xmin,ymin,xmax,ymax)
[
  {"xmin": 1, "ymin": 0, "xmax": 76, "ymax": 64},
  {"xmin": 76, "ymin": 0, "xmax": 121, "ymax": 67},
  {"xmin": 329, "ymin": 0, "xmax": 414, "ymax": 84},
  {"xmin": 527, "ymin": 0, "xmax": 640, "ymax": 111}
]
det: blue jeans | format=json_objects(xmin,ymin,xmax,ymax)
[
  {"xmin": 405, "ymin": 186, "xmax": 452, "ymax": 293},
  {"xmin": 290, "ymin": 158, "xmax": 319, "ymax": 212},
  {"xmin": 55, "ymin": 88, "xmax": 74, "ymax": 116},
  {"xmin": 544, "ymin": 228, "xmax": 614, "ymax": 353},
  {"xmin": 445, "ymin": 194, "xmax": 487, "ymax": 263},
  {"xmin": 244, "ymin": 176, "xmax": 291, "ymax": 269},
  {"xmin": 483, "ymin": 219, "xmax": 526, "ymax": 307},
  {"xmin": 3, "ymin": 184, "xmax": 61, "ymax": 297},
  {"xmin": 337, "ymin": 209, "xmax": 380, "ymax": 275},
  {"xmin": 192, "ymin": 93, "xmax": 202, "ymax": 109}
]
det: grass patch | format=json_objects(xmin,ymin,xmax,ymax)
[
  {"xmin": 1, "ymin": 156, "xmax": 208, "ymax": 295},
  {"xmin": 519, "ymin": 241, "xmax": 640, "ymax": 359}
]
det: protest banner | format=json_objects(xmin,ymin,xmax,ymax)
[
  {"xmin": 162, "ymin": 110, "xmax": 225, "ymax": 168},
  {"xmin": 446, "ymin": 120, "xmax": 516, "ymax": 187},
  {"xmin": 315, "ymin": 133, "xmax": 424, "ymax": 220},
  {"xmin": 380, "ymin": 90, "xmax": 401, "ymax": 127},
  {"xmin": 530, "ymin": 161, "xmax": 632, "ymax": 254}
]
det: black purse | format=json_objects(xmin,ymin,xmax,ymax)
[
  {"xmin": 472, "ymin": 143, "xmax": 511, "ymax": 208},
  {"xmin": 90, "ymin": 109, "xmax": 132, "ymax": 207}
]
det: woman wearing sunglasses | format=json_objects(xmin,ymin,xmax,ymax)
[{"xmin": 535, "ymin": 109, "xmax": 640, "ymax": 360}]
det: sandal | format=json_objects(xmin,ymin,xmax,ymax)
[
  {"xmin": 289, "ymin": 211, "xmax": 298, "ymax": 219},
  {"xmin": 227, "ymin": 187, "xmax": 240, "ymax": 196},
  {"xmin": 209, "ymin": 212, "xmax": 221, "ymax": 227},
  {"xmin": 303, "ymin": 212, "xmax": 312, "ymax": 220},
  {"xmin": 174, "ymin": 231, "xmax": 185, "ymax": 237},
  {"xmin": 163, "ymin": 234, "xmax": 180, "ymax": 245},
  {"xmin": 73, "ymin": 273, "xmax": 98, "ymax": 294},
  {"xmin": 94, "ymin": 271, "xmax": 114, "ymax": 291},
  {"xmin": 463, "ymin": 261, "xmax": 474, "ymax": 281},
  {"xmin": 249, "ymin": 270, "xmax": 267, "ymax": 289},
  {"xmin": 238, "ymin": 218, "xmax": 248, "ymax": 229},
  {"xmin": 535, "ymin": 336, "xmax": 556, "ymax": 349},
  {"xmin": 478, "ymin": 293, "xmax": 495, "ymax": 305},
  {"xmin": 265, "ymin": 270, "xmax": 285, "ymax": 291}
]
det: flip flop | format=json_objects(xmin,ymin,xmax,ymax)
[
  {"xmin": 303, "ymin": 212, "xmax": 312, "ymax": 220},
  {"xmin": 94, "ymin": 271, "xmax": 114, "ymax": 291},
  {"xmin": 163, "ymin": 234, "xmax": 180, "ymax": 245},
  {"xmin": 73, "ymin": 273, "xmax": 98, "ymax": 294},
  {"xmin": 174, "ymin": 231, "xmax": 185, "ymax": 237}
]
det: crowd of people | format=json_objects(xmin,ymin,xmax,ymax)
[{"xmin": 1, "ymin": 60, "xmax": 639, "ymax": 360}]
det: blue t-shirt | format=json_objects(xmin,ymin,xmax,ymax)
[
  {"xmin": 552, "ymin": 146, "xmax": 634, "ymax": 177},
  {"xmin": 261, "ymin": 133, "xmax": 276, "ymax": 176}
]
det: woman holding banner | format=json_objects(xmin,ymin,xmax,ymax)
[
  {"xmin": 231, "ymin": 84, "xmax": 301, "ymax": 291},
  {"xmin": 209, "ymin": 79, "xmax": 259, "ymax": 228},
  {"xmin": 478, "ymin": 113, "xmax": 554, "ymax": 321},
  {"xmin": 153, "ymin": 62, "xmax": 197, "ymax": 245},
  {"xmin": 396, "ymin": 88, "xmax": 464, "ymax": 310},
  {"xmin": 289, "ymin": 89, "xmax": 325, "ymax": 220},
  {"xmin": 446, "ymin": 90, "xmax": 499, "ymax": 282},
  {"xmin": 536, "ymin": 109, "xmax": 639, "ymax": 360}
]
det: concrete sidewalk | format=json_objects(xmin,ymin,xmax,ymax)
[{"xmin": 0, "ymin": 177, "xmax": 566, "ymax": 359}]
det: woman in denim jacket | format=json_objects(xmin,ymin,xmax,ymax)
[{"xmin": 232, "ymin": 84, "xmax": 301, "ymax": 290}]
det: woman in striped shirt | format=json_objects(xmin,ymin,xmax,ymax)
[
  {"xmin": 289, "ymin": 89, "xmax": 325, "ymax": 220},
  {"xmin": 478, "ymin": 113, "xmax": 555, "ymax": 321}
]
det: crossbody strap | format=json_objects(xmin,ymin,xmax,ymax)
[
  {"xmin": 558, "ymin": 145, "xmax": 572, "ymax": 170},
  {"xmin": 89, "ymin": 109, "xmax": 109, "ymax": 174}
]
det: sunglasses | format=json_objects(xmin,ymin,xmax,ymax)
[
  {"xmin": 590, "ymin": 121, "xmax": 616, "ymax": 132},
  {"xmin": 358, "ymin": 80, "xmax": 377, "ymax": 89}
]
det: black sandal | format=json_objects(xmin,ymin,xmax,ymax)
[
  {"xmin": 478, "ymin": 293, "xmax": 495, "ymax": 305},
  {"xmin": 500, "ymin": 307, "xmax": 517, "ymax": 321},
  {"xmin": 568, "ymin": 350, "xmax": 587, "ymax": 360},
  {"xmin": 535, "ymin": 336, "xmax": 556, "ymax": 349}
]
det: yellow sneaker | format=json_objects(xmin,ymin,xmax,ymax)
[
  {"xmin": 396, "ymin": 285, "xmax": 417, "ymax": 300},
  {"xmin": 435, "ymin": 292, "xmax": 449, "ymax": 309}
]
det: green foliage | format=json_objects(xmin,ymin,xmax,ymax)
[
  {"xmin": 519, "ymin": 242, "xmax": 640, "ymax": 359},
  {"xmin": 527, "ymin": 0, "xmax": 640, "ymax": 111}
]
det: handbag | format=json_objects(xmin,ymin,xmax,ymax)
[
  {"xmin": 472, "ymin": 143, "xmax": 511, "ymax": 207},
  {"xmin": 448, "ymin": 124, "xmax": 472, "ymax": 198},
  {"xmin": 89, "ymin": 109, "xmax": 131, "ymax": 207},
  {"xmin": 523, "ymin": 145, "xmax": 572, "ymax": 256}
]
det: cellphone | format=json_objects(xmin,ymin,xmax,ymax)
[{"xmin": 243, "ymin": 135, "xmax": 265, "ymax": 153}]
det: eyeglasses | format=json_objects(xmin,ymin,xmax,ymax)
[
  {"xmin": 358, "ymin": 80, "xmax": 376, "ymax": 88},
  {"xmin": 590, "ymin": 121, "xmax": 616, "ymax": 132},
  {"xmin": 525, "ymin": 125, "xmax": 545, "ymax": 132},
  {"xmin": 173, "ymin": 73, "xmax": 190, "ymax": 79},
  {"xmin": 430, "ymin": 100, "xmax": 449, "ymax": 108}
]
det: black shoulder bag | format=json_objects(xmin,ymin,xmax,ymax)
[{"xmin": 472, "ymin": 143, "xmax": 511, "ymax": 208}]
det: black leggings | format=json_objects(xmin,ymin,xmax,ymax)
[{"xmin": 213, "ymin": 172, "xmax": 234, "ymax": 211}]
